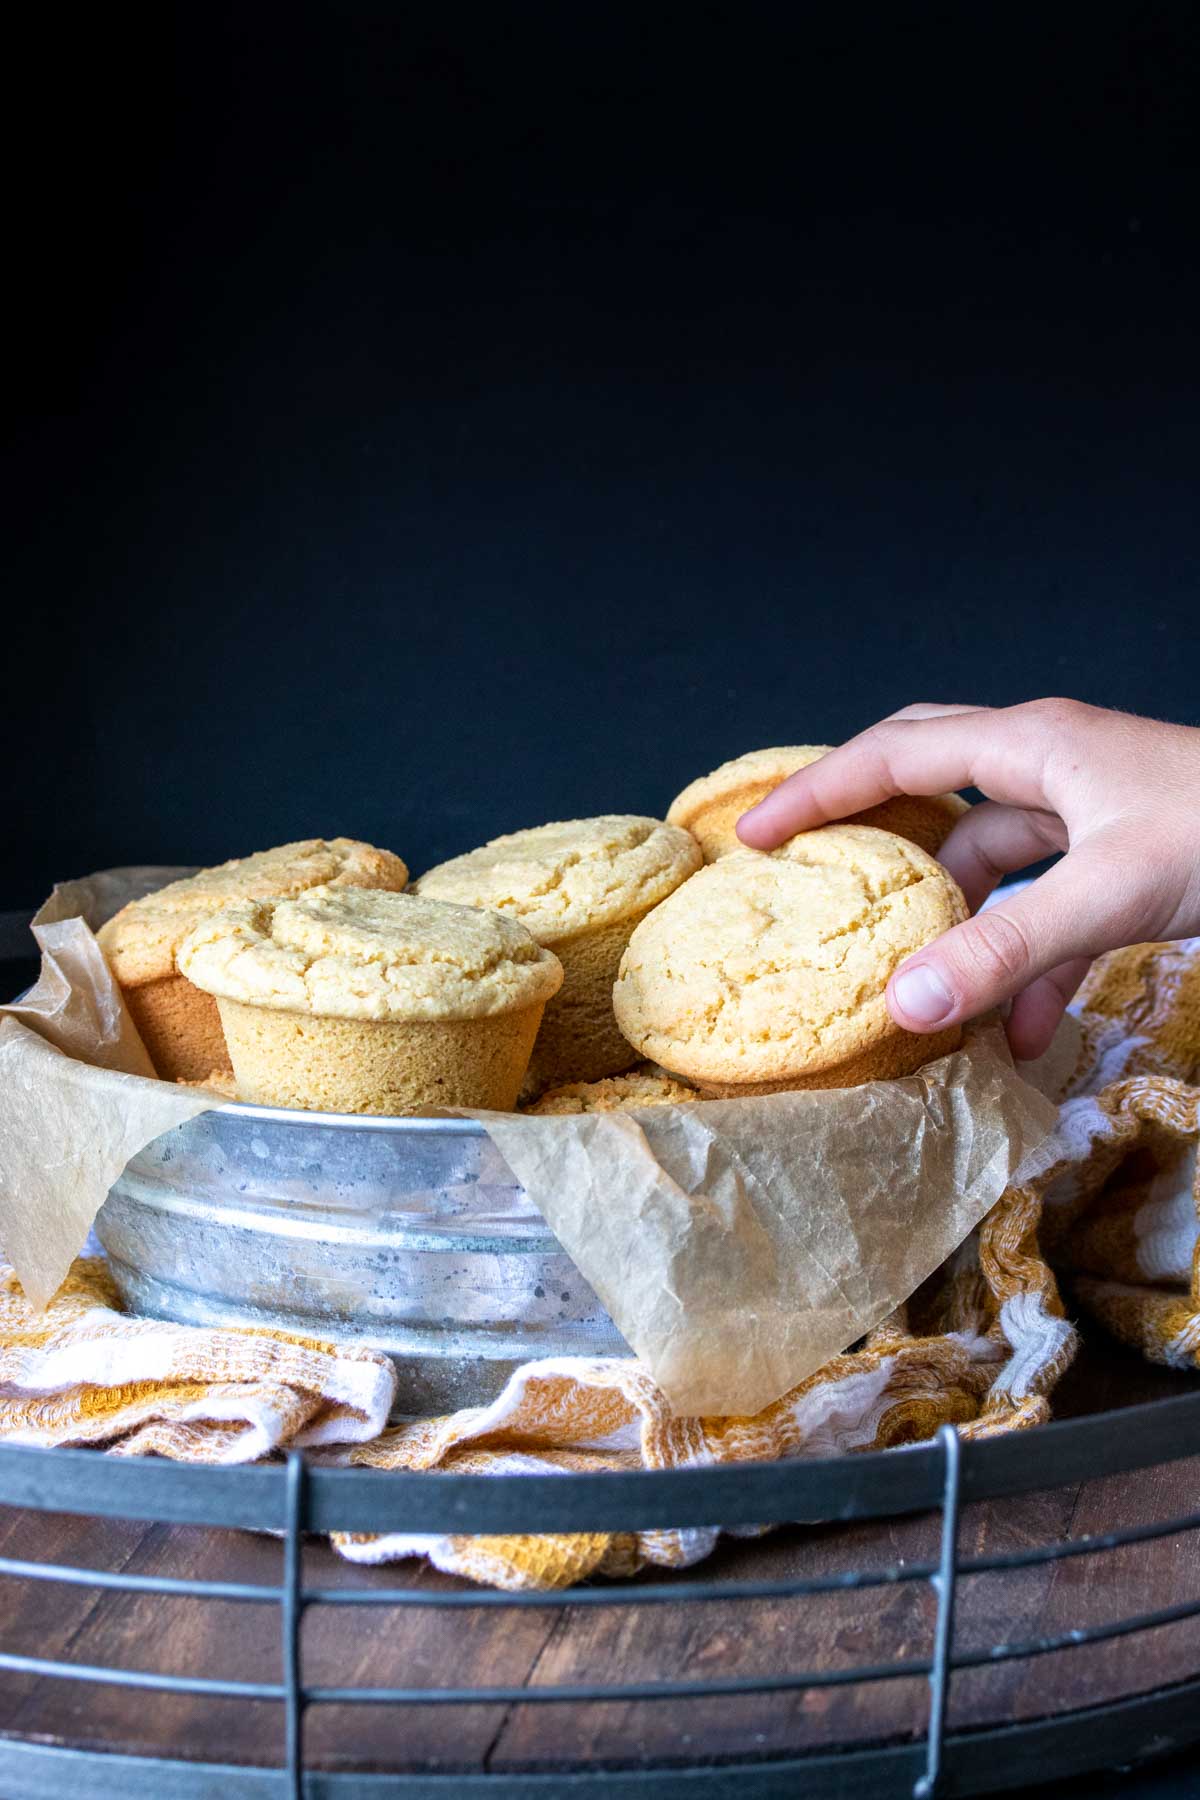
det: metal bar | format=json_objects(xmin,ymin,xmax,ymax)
[
  {"xmin": 956, "ymin": 1590, "xmax": 1200, "ymax": 1669},
  {"xmin": 4, "ymin": 1584, "xmax": 1199, "ymax": 1710},
  {"xmin": 0, "ymin": 1648, "xmax": 924, "ymax": 1705},
  {"xmin": 0, "ymin": 1649, "xmax": 283, "ymax": 1700},
  {"xmin": 2, "ymin": 1496, "xmax": 1197, "ymax": 1617},
  {"xmin": 960, "ymin": 1507, "xmax": 1200, "ymax": 1574},
  {"xmin": 282, "ymin": 1452, "xmax": 307, "ymax": 1800},
  {"xmin": 304, "ymin": 1659, "xmax": 932, "ymax": 1705},
  {"xmin": 301, "ymin": 1500, "xmax": 1200, "ymax": 1607},
  {"xmin": 3, "ymin": 1666, "xmax": 1200, "ymax": 1797},
  {"xmin": 914, "ymin": 1425, "xmax": 961, "ymax": 1800},
  {"xmin": 0, "ymin": 1444, "xmax": 287, "ymax": 1530},
  {"xmin": 3, "ymin": 1388, "xmax": 1200, "ymax": 1534},
  {"xmin": 0, "ymin": 1554, "xmax": 280, "ymax": 1602},
  {"xmin": 303, "ymin": 1566, "xmax": 930, "ymax": 1608}
]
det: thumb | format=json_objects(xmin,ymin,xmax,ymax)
[{"xmin": 886, "ymin": 848, "xmax": 1135, "ymax": 1035}]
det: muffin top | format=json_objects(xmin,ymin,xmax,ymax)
[
  {"xmin": 668, "ymin": 746, "xmax": 832, "ymax": 832},
  {"xmin": 524, "ymin": 1069, "xmax": 697, "ymax": 1115},
  {"xmin": 612, "ymin": 824, "xmax": 967, "ymax": 1086},
  {"xmin": 667, "ymin": 746, "xmax": 968, "ymax": 861},
  {"xmin": 412, "ymin": 816, "xmax": 702, "ymax": 944},
  {"xmin": 178, "ymin": 885, "xmax": 563, "ymax": 1022},
  {"xmin": 97, "ymin": 838, "xmax": 409, "ymax": 987}
]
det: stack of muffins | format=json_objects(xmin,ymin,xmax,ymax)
[{"xmin": 96, "ymin": 746, "xmax": 970, "ymax": 1117}]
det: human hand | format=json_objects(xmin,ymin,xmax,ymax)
[{"xmin": 736, "ymin": 700, "xmax": 1200, "ymax": 1059}]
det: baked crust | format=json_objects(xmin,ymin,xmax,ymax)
[
  {"xmin": 179, "ymin": 885, "xmax": 563, "ymax": 1022},
  {"xmin": 98, "ymin": 838, "xmax": 409, "ymax": 987},
  {"xmin": 524, "ymin": 1068, "xmax": 697, "ymax": 1115},
  {"xmin": 613, "ymin": 823, "xmax": 967, "ymax": 1092},
  {"xmin": 413, "ymin": 816, "xmax": 701, "ymax": 943}
]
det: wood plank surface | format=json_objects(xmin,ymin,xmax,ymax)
[{"xmin": 0, "ymin": 1329, "xmax": 1196, "ymax": 1778}]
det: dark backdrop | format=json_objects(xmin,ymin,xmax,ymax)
[{"xmin": 5, "ymin": 3, "xmax": 1198, "ymax": 910}]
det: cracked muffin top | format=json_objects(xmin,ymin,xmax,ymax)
[
  {"xmin": 98, "ymin": 839, "xmax": 409, "ymax": 987},
  {"xmin": 177, "ymin": 885, "xmax": 563, "ymax": 1022},
  {"xmin": 412, "ymin": 816, "xmax": 702, "ymax": 944},
  {"xmin": 612, "ymin": 824, "xmax": 967, "ymax": 1087}
]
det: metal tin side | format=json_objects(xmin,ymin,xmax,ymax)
[{"xmin": 97, "ymin": 1102, "xmax": 630, "ymax": 1415}]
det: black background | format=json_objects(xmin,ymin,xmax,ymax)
[{"xmin": 5, "ymin": 2, "xmax": 1198, "ymax": 911}]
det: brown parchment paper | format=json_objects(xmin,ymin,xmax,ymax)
[
  {"xmin": 0, "ymin": 868, "xmax": 210, "ymax": 1307},
  {"xmin": 1, "ymin": 867, "xmax": 1059, "ymax": 1415},
  {"xmin": 481, "ymin": 1028, "xmax": 1057, "ymax": 1416}
]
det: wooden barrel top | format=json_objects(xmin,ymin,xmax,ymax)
[{"xmin": 0, "ymin": 1328, "xmax": 1197, "ymax": 1782}]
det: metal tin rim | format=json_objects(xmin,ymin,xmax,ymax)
[{"xmin": 206, "ymin": 1099, "xmax": 488, "ymax": 1134}]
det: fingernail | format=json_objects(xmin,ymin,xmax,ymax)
[{"xmin": 891, "ymin": 962, "xmax": 955, "ymax": 1027}]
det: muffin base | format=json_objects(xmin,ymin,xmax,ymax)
[
  {"xmin": 524, "ymin": 908, "xmax": 658, "ymax": 1095},
  {"xmin": 216, "ymin": 996, "xmax": 546, "ymax": 1115},
  {"xmin": 679, "ymin": 1024, "xmax": 963, "ymax": 1098},
  {"xmin": 123, "ymin": 975, "xmax": 232, "ymax": 1083}
]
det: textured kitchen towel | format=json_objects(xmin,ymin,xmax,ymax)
[
  {"xmin": 1, "ymin": 936, "xmax": 1197, "ymax": 1589},
  {"xmin": 0, "ymin": 1261, "xmax": 395, "ymax": 1461}
]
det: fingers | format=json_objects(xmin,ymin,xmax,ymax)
[
  {"xmin": 1004, "ymin": 958, "xmax": 1092, "ymax": 1061},
  {"xmin": 886, "ymin": 844, "xmax": 1136, "ymax": 1036},
  {"xmin": 737, "ymin": 714, "xmax": 980, "ymax": 846},
  {"xmin": 736, "ymin": 703, "xmax": 1055, "ymax": 849},
  {"xmin": 936, "ymin": 801, "xmax": 1068, "ymax": 913},
  {"xmin": 741, "ymin": 702, "xmax": 1021, "ymax": 849}
]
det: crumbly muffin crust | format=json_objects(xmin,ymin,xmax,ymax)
[
  {"xmin": 613, "ymin": 823, "xmax": 967, "ymax": 1091},
  {"xmin": 412, "ymin": 816, "xmax": 702, "ymax": 944},
  {"xmin": 98, "ymin": 838, "xmax": 409, "ymax": 987},
  {"xmin": 524, "ymin": 1068, "xmax": 697, "ymax": 1115},
  {"xmin": 178, "ymin": 885, "xmax": 563, "ymax": 1022},
  {"xmin": 667, "ymin": 747, "xmax": 968, "ymax": 862}
]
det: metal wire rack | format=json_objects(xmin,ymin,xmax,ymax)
[{"xmin": 1, "ymin": 1390, "xmax": 1200, "ymax": 1798}]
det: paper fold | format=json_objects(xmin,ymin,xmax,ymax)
[
  {"xmin": 0, "ymin": 867, "xmax": 210, "ymax": 1306},
  {"xmin": 481, "ymin": 1025, "xmax": 1056, "ymax": 1415}
]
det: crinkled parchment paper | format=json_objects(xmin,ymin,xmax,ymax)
[
  {"xmin": 1, "ymin": 867, "xmax": 1058, "ymax": 1414},
  {"xmin": 481, "ymin": 1029, "xmax": 1056, "ymax": 1415},
  {"xmin": 0, "ymin": 869, "xmax": 210, "ymax": 1307}
]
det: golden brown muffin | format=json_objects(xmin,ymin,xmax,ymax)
[
  {"xmin": 666, "ymin": 746, "xmax": 968, "ymax": 862},
  {"xmin": 523, "ymin": 1067, "xmax": 697, "ymax": 1115},
  {"xmin": 413, "ymin": 816, "xmax": 701, "ymax": 1091},
  {"xmin": 178, "ymin": 885, "xmax": 562, "ymax": 1115},
  {"xmin": 97, "ymin": 838, "xmax": 408, "ymax": 1081},
  {"xmin": 613, "ymin": 823, "xmax": 968, "ymax": 1096}
]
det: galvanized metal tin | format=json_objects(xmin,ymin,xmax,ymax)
[{"xmin": 96, "ymin": 1102, "xmax": 629, "ymax": 1416}]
